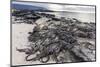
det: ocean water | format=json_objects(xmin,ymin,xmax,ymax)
[
  {"xmin": 12, "ymin": 2, "xmax": 95, "ymax": 23},
  {"xmin": 45, "ymin": 12, "xmax": 95, "ymax": 23}
]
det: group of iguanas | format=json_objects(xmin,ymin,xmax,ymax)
[{"xmin": 15, "ymin": 10, "xmax": 96, "ymax": 63}]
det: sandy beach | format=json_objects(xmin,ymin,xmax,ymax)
[{"xmin": 12, "ymin": 23, "xmax": 58, "ymax": 65}]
